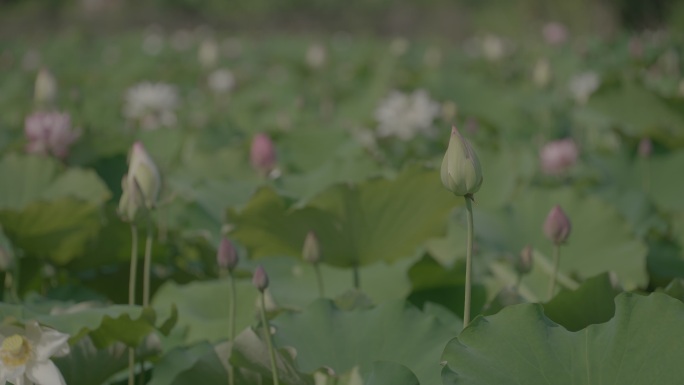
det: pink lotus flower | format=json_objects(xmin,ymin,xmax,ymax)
[
  {"xmin": 542, "ymin": 22, "xmax": 568, "ymax": 45},
  {"xmin": 250, "ymin": 133, "xmax": 277, "ymax": 175},
  {"xmin": 540, "ymin": 139, "xmax": 578, "ymax": 176},
  {"xmin": 24, "ymin": 112, "xmax": 80, "ymax": 159}
]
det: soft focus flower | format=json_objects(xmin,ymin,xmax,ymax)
[
  {"xmin": 198, "ymin": 39, "xmax": 219, "ymax": 69},
  {"xmin": 543, "ymin": 205, "xmax": 572, "ymax": 245},
  {"xmin": 0, "ymin": 321, "xmax": 69, "ymax": 385},
  {"xmin": 375, "ymin": 90, "xmax": 440, "ymax": 140},
  {"xmin": 516, "ymin": 245, "xmax": 533, "ymax": 275},
  {"xmin": 569, "ymin": 72, "xmax": 600, "ymax": 104},
  {"xmin": 302, "ymin": 231, "xmax": 320, "ymax": 264},
  {"xmin": 118, "ymin": 142, "xmax": 161, "ymax": 221},
  {"xmin": 638, "ymin": 138, "xmax": 652, "ymax": 158},
  {"xmin": 532, "ymin": 58, "xmax": 551, "ymax": 88},
  {"xmin": 440, "ymin": 126, "xmax": 483, "ymax": 197},
  {"xmin": 170, "ymin": 29, "xmax": 194, "ymax": 51},
  {"xmin": 25, "ymin": 112, "xmax": 80, "ymax": 159},
  {"xmin": 34, "ymin": 68, "xmax": 57, "ymax": 106},
  {"xmin": 252, "ymin": 265, "xmax": 269, "ymax": 292},
  {"xmin": 208, "ymin": 69, "xmax": 235, "ymax": 94},
  {"xmin": 217, "ymin": 237, "xmax": 238, "ymax": 272},
  {"xmin": 542, "ymin": 22, "xmax": 568, "ymax": 45},
  {"xmin": 123, "ymin": 82, "xmax": 179, "ymax": 130},
  {"xmin": 305, "ymin": 43, "xmax": 326, "ymax": 69},
  {"xmin": 389, "ymin": 38, "xmax": 409, "ymax": 56},
  {"xmin": 482, "ymin": 35, "xmax": 506, "ymax": 61},
  {"xmin": 250, "ymin": 133, "xmax": 277, "ymax": 176},
  {"xmin": 539, "ymin": 138, "xmax": 578, "ymax": 176}
]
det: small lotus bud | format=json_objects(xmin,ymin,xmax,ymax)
[
  {"xmin": 638, "ymin": 138, "xmax": 652, "ymax": 158},
  {"xmin": 516, "ymin": 245, "xmax": 533, "ymax": 275},
  {"xmin": 118, "ymin": 142, "xmax": 161, "ymax": 221},
  {"xmin": 302, "ymin": 231, "xmax": 320, "ymax": 264},
  {"xmin": 34, "ymin": 67, "xmax": 57, "ymax": 106},
  {"xmin": 198, "ymin": 39, "xmax": 219, "ymax": 69},
  {"xmin": 250, "ymin": 133, "xmax": 277, "ymax": 176},
  {"xmin": 217, "ymin": 237, "xmax": 238, "ymax": 271},
  {"xmin": 252, "ymin": 265, "xmax": 269, "ymax": 292},
  {"xmin": 440, "ymin": 126, "xmax": 483, "ymax": 197},
  {"xmin": 543, "ymin": 205, "xmax": 572, "ymax": 245},
  {"xmin": 539, "ymin": 139, "xmax": 578, "ymax": 176}
]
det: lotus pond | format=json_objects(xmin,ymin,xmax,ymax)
[{"xmin": 1, "ymin": 27, "xmax": 684, "ymax": 385}]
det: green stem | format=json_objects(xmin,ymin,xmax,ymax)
[
  {"xmin": 142, "ymin": 219, "xmax": 153, "ymax": 308},
  {"xmin": 463, "ymin": 195, "xmax": 474, "ymax": 329},
  {"xmin": 128, "ymin": 223, "xmax": 139, "ymax": 385},
  {"xmin": 313, "ymin": 263, "xmax": 325, "ymax": 297},
  {"xmin": 228, "ymin": 272, "xmax": 236, "ymax": 385},
  {"xmin": 259, "ymin": 292, "xmax": 279, "ymax": 385},
  {"xmin": 352, "ymin": 264, "xmax": 360, "ymax": 290},
  {"xmin": 642, "ymin": 157, "xmax": 650, "ymax": 194},
  {"xmin": 548, "ymin": 244, "xmax": 561, "ymax": 300}
]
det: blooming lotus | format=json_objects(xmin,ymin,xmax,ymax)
[
  {"xmin": 374, "ymin": 90, "xmax": 440, "ymax": 140},
  {"xmin": 24, "ymin": 112, "xmax": 80, "ymax": 160},
  {"xmin": 123, "ymin": 82, "xmax": 179, "ymax": 130},
  {"xmin": 0, "ymin": 322, "xmax": 69, "ymax": 385}
]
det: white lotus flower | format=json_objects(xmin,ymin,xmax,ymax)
[
  {"xmin": 374, "ymin": 89, "xmax": 440, "ymax": 140},
  {"xmin": 123, "ymin": 82, "xmax": 179, "ymax": 130},
  {"xmin": 25, "ymin": 111, "xmax": 80, "ymax": 159},
  {"xmin": 569, "ymin": 72, "xmax": 600, "ymax": 105},
  {"xmin": 0, "ymin": 322, "xmax": 70, "ymax": 385},
  {"xmin": 207, "ymin": 69, "xmax": 235, "ymax": 94}
]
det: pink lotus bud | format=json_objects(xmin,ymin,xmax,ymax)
[
  {"xmin": 543, "ymin": 205, "xmax": 572, "ymax": 245},
  {"xmin": 516, "ymin": 245, "xmax": 533, "ymax": 275},
  {"xmin": 252, "ymin": 265, "xmax": 269, "ymax": 292},
  {"xmin": 250, "ymin": 133, "xmax": 277, "ymax": 175},
  {"xmin": 542, "ymin": 22, "xmax": 568, "ymax": 45},
  {"xmin": 217, "ymin": 237, "xmax": 238, "ymax": 271},
  {"xmin": 539, "ymin": 139, "xmax": 578, "ymax": 176},
  {"xmin": 24, "ymin": 111, "xmax": 80, "ymax": 159},
  {"xmin": 638, "ymin": 138, "xmax": 652, "ymax": 158}
]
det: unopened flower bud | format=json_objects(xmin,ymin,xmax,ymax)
[
  {"xmin": 250, "ymin": 133, "xmax": 277, "ymax": 176},
  {"xmin": 34, "ymin": 67, "xmax": 57, "ymax": 106},
  {"xmin": 252, "ymin": 265, "xmax": 269, "ymax": 292},
  {"xmin": 539, "ymin": 138, "xmax": 578, "ymax": 176},
  {"xmin": 543, "ymin": 205, "xmax": 571, "ymax": 245},
  {"xmin": 440, "ymin": 126, "xmax": 483, "ymax": 197},
  {"xmin": 118, "ymin": 142, "xmax": 161, "ymax": 221},
  {"xmin": 638, "ymin": 138, "xmax": 652, "ymax": 158},
  {"xmin": 217, "ymin": 237, "xmax": 238, "ymax": 271},
  {"xmin": 516, "ymin": 245, "xmax": 533, "ymax": 275},
  {"xmin": 302, "ymin": 231, "xmax": 320, "ymax": 264}
]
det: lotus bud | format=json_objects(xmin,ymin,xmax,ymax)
[
  {"xmin": 34, "ymin": 67, "xmax": 57, "ymax": 107},
  {"xmin": 118, "ymin": 142, "xmax": 161, "ymax": 221},
  {"xmin": 250, "ymin": 133, "xmax": 277, "ymax": 176},
  {"xmin": 24, "ymin": 111, "xmax": 80, "ymax": 159},
  {"xmin": 302, "ymin": 231, "xmax": 320, "ymax": 264},
  {"xmin": 515, "ymin": 245, "xmax": 533, "ymax": 275},
  {"xmin": 252, "ymin": 265, "xmax": 269, "ymax": 292},
  {"xmin": 542, "ymin": 22, "xmax": 568, "ymax": 45},
  {"xmin": 638, "ymin": 138, "xmax": 652, "ymax": 158},
  {"xmin": 543, "ymin": 205, "xmax": 571, "ymax": 245},
  {"xmin": 440, "ymin": 126, "xmax": 483, "ymax": 197},
  {"xmin": 217, "ymin": 237, "xmax": 238, "ymax": 272},
  {"xmin": 198, "ymin": 39, "xmax": 219, "ymax": 69},
  {"xmin": 539, "ymin": 138, "xmax": 578, "ymax": 176}
]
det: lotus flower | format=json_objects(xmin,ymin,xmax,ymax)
[
  {"xmin": 539, "ymin": 139, "xmax": 578, "ymax": 176},
  {"xmin": 250, "ymin": 133, "xmax": 277, "ymax": 176},
  {"xmin": 118, "ymin": 142, "xmax": 161, "ymax": 221},
  {"xmin": 440, "ymin": 126, "xmax": 483, "ymax": 197},
  {"xmin": 542, "ymin": 22, "xmax": 568, "ymax": 45},
  {"xmin": 24, "ymin": 112, "xmax": 80, "ymax": 159},
  {"xmin": 375, "ymin": 90, "xmax": 440, "ymax": 140},
  {"xmin": 217, "ymin": 237, "xmax": 238, "ymax": 271},
  {"xmin": 252, "ymin": 265, "xmax": 269, "ymax": 292},
  {"xmin": 123, "ymin": 82, "xmax": 179, "ymax": 130},
  {"xmin": 543, "ymin": 205, "xmax": 572, "ymax": 245}
]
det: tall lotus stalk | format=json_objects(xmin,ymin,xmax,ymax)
[
  {"xmin": 217, "ymin": 237, "xmax": 239, "ymax": 385},
  {"xmin": 543, "ymin": 205, "xmax": 572, "ymax": 300},
  {"xmin": 440, "ymin": 126, "xmax": 483, "ymax": 329},
  {"xmin": 118, "ymin": 142, "xmax": 161, "ymax": 385},
  {"xmin": 253, "ymin": 265, "xmax": 279, "ymax": 385},
  {"xmin": 302, "ymin": 231, "xmax": 324, "ymax": 297}
]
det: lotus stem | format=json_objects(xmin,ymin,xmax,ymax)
[
  {"xmin": 259, "ymin": 292, "xmax": 279, "ymax": 385},
  {"xmin": 313, "ymin": 263, "xmax": 325, "ymax": 298},
  {"xmin": 142, "ymin": 218, "xmax": 153, "ymax": 307},
  {"xmin": 128, "ymin": 223, "xmax": 139, "ymax": 385},
  {"xmin": 352, "ymin": 263, "xmax": 360, "ymax": 289},
  {"xmin": 228, "ymin": 271, "xmax": 236, "ymax": 385},
  {"xmin": 464, "ymin": 195, "xmax": 474, "ymax": 329},
  {"xmin": 548, "ymin": 244, "xmax": 561, "ymax": 300}
]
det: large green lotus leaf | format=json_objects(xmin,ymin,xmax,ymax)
[
  {"xmin": 229, "ymin": 165, "xmax": 457, "ymax": 267},
  {"xmin": 0, "ymin": 302, "xmax": 162, "ymax": 348},
  {"xmin": 272, "ymin": 300, "xmax": 455, "ymax": 385},
  {"xmin": 542, "ymin": 272, "xmax": 621, "ymax": 331},
  {"xmin": 0, "ymin": 199, "xmax": 102, "ymax": 264},
  {"xmin": 441, "ymin": 292, "xmax": 684, "ymax": 385},
  {"xmin": 477, "ymin": 188, "xmax": 647, "ymax": 290},
  {"xmin": 148, "ymin": 341, "xmax": 230, "ymax": 385},
  {"xmin": 649, "ymin": 150, "xmax": 684, "ymax": 212},
  {"xmin": 151, "ymin": 278, "xmax": 260, "ymax": 344},
  {"xmin": 473, "ymin": 145, "xmax": 535, "ymax": 209},
  {"xmin": 0, "ymin": 154, "xmax": 110, "ymax": 209},
  {"xmin": 585, "ymin": 82, "xmax": 684, "ymax": 144},
  {"xmin": 366, "ymin": 361, "xmax": 420, "ymax": 385},
  {"xmin": 277, "ymin": 127, "xmax": 350, "ymax": 172}
]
